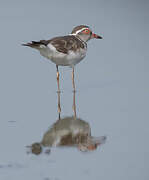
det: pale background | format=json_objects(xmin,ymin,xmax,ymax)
[{"xmin": 0, "ymin": 0, "xmax": 148, "ymax": 180}]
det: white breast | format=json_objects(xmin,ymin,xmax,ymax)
[
  {"xmin": 66, "ymin": 48, "xmax": 87, "ymax": 66},
  {"xmin": 38, "ymin": 43, "xmax": 87, "ymax": 67}
]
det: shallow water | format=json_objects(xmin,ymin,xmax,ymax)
[{"xmin": 0, "ymin": 1, "xmax": 148, "ymax": 180}]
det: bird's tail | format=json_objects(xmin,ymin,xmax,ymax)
[
  {"xmin": 91, "ymin": 136, "xmax": 107, "ymax": 145},
  {"xmin": 22, "ymin": 40, "xmax": 48, "ymax": 49}
]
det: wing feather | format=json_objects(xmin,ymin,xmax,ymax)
[{"xmin": 22, "ymin": 35, "xmax": 86, "ymax": 54}]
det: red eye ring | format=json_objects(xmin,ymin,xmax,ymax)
[{"xmin": 82, "ymin": 29, "xmax": 90, "ymax": 34}]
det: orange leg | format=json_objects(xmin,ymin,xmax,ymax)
[
  {"xmin": 56, "ymin": 65, "xmax": 60, "ymax": 92},
  {"xmin": 57, "ymin": 91, "xmax": 61, "ymax": 120},
  {"xmin": 73, "ymin": 90, "xmax": 76, "ymax": 119},
  {"xmin": 72, "ymin": 67, "xmax": 76, "ymax": 92}
]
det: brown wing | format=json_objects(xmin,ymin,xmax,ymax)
[
  {"xmin": 49, "ymin": 36, "xmax": 86, "ymax": 54},
  {"xmin": 22, "ymin": 35, "xmax": 86, "ymax": 54}
]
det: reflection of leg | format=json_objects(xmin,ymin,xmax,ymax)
[
  {"xmin": 56, "ymin": 65, "xmax": 60, "ymax": 92},
  {"xmin": 57, "ymin": 91, "xmax": 61, "ymax": 120},
  {"xmin": 72, "ymin": 67, "xmax": 76, "ymax": 92},
  {"xmin": 73, "ymin": 90, "xmax": 76, "ymax": 118}
]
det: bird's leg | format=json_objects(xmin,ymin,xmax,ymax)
[
  {"xmin": 56, "ymin": 65, "xmax": 61, "ymax": 120},
  {"xmin": 56, "ymin": 65, "xmax": 60, "ymax": 92},
  {"xmin": 72, "ymin": 90, "xmax": 77, "ymax": 119},
  {"xmin": 57, "ymin": 91, "xmax": 61, "ymax": 120},
  {"xmin": 72, "ymin": 67, "xmax": 76, "ymax": 92}
]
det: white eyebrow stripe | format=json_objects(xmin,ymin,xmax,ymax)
[{"xmin": 70, "ymin": 27, "xmax": 89, "ymax": 35}]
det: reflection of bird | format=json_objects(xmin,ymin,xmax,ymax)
[
  {"xmin": 30, "ymin": 116, "xmax": 106, "ymax": 154},
  {"xmin": 27, "ymin": 89, "xmax": 106, "ymax": 155},
  {"xmin": 22, "ymin": 25, "xmax": 102, "ymax": 91}
]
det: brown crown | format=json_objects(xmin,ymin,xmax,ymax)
[{"xmin": 71, "ymin": 25, "xmax": 90, "ymax": 34}]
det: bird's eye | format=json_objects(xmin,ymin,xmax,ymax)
[{"xmin": 82, "ymin": 29, "xmax": 90, "ymax": 34}]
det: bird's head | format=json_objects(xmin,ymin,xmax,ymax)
[{"xmin": 71, "ymin": 25, "xmax": 102, "ymax": 42}]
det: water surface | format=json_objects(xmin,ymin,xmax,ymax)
[{"xmin": 0, "ymin": 0, "xmax": 148, "ymax": 180}]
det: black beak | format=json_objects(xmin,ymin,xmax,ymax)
[{"xmin": 92, "ymin": 33, "xmax": 103, "ymax": 39}]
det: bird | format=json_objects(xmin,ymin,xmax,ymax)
[{"xmin": 22, "ymin": 25, "xmax": 102, "ymax": 92}]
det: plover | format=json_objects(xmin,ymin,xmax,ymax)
[{"xmin": 23, "ymin": 25, "xmax": 102, "ymax": 91}]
